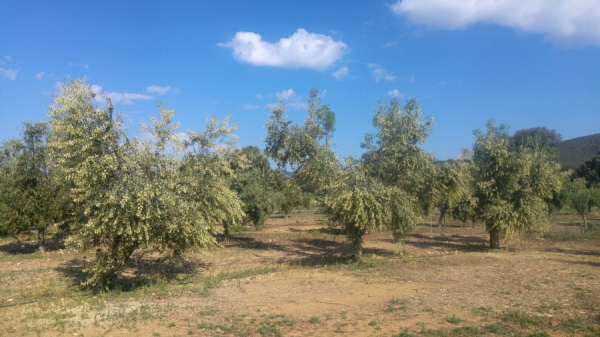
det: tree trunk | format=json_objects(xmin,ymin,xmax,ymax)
[
  {"xmin": 437, "ymin": 208, "xmax": 446, "ymax": 227},
  {"xmin": 223, "ymin": 221, "xmax": 230, "ymax": 242},
  {"xmin": 489, "ymin": 228, "xmax": 501, "ymax": 249},
  {"xmin": 37, "ymin": 229, "xmax": 46, "ymax": 253},
  {"xmin": 95, "ymin": 239, "xmax": 138, "ymax": 292},
  {"xmin": 582, "ymin": 214, "xmax": 588, "ymax": 234}
]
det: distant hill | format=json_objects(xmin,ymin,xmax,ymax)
[{"xmin": 558, "ymin": 133, "xmax": 600, "ymax": 170}]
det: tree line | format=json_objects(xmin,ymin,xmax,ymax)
[{"xmin": 0, "ymin": 79, "xmax": 598, "ymax": 290}]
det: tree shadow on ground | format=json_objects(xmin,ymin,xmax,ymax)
[
  {"xmin": 405, "ymin": 233, "xmax": 491, "ymax": 252},
  {"xmin": 226, "ymin": 233, "xmax": 395, "ymax": 267},
  {"xmin": 547, "ymin": 258, "xmax": 600, "ymax": 268},
  {"xmin": 55, "ymin": 252, "xmax": 208, "ymax": 292},
  {"xmin": 0, "ymin": 237, "xmax": 65, "ymax": 255},
  {"xmin": 287, "ymin": 226, "xmax": 345, "ymax": 235},
  {"xmin": 541, "ymin": 247, "xmax": 600, "ymax": 258}
]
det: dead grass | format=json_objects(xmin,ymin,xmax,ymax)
[{"xmin": 0, "ymin": 208, "xmax": 599, "ymax": 336}]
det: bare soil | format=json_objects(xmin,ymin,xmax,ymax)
[{"xmin": 1, "ymin": 209, "xmax": 599, "ymax": 336}]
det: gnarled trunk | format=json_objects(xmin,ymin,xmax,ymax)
[{"xmin": 489, "ymin": 228, "xmax": 501, "ymax": 249}]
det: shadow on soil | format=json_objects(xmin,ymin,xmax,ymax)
[
  {"xmin": 225, "ymin": 233, "xmax": 395, "ymax": 267},
  {"xmin": 0, "ymin": 237, "xmax": 65, "ymax": 255},
  {"xmin": 405, "ymin": 233, "xmax": 491, "ymax": 252},
  {"xmin": 55, "ymin": 253, "xmax": 206, "ymax": 292}
]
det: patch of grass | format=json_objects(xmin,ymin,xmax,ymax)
[
  {"xmin": 309, "ymin": 316, "xmax": 319, "ymax": 324},
  {"xmin": 446, "ymin": 314, "xmax": 463, "ymax": 325},
  {"xmin": 473, "ymin": 306, "xmax": 493, "ymax": 317},
  {"xmin": 392, "ymin": 329, "xmax": 415, "ymax": 337},
  {"xmin": 334, "ymin": 326, "xmax": 344, "ymax": 333},
  {"xmin": 256, "ymin": 325, "xmax": 282, "ymax": 337},
  {"xmin": 387, "ymin": 296, "xmax": 407, "ymax": 312},
  {"xmin": 422, "ymin": 307, "xmax": 435, "ymax": 313},
  {"xmin": 369, "ymin": 320, "xmax": 377, "ymax": 326},
  {"xmin": 501, "ymin": 310, "xmax": 548, "ymax": 329},
  {"xmin": 482, "ymin": 324, "xmax": 501, "ymax": 333}
]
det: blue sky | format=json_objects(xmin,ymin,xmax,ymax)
[{"xmin": 1, "ymin": 0, "xmax": 599, "ymax": 160}]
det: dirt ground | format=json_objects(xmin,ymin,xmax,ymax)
[{"xmin": 1, "ymin": 209, "xmax": 599, "ymax": 336}]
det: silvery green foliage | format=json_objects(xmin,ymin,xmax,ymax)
[
  {"xmin": 0, "ymin": 123, "xmax": 60, "ymax": 251},
  {"xmin": 360, "ymin": 98, "xmax": 434, "ymax": 198},
  {"xmin": 264, "ymin": 89, "xmax": 334, "ymax": 170},
  {"xmin": 298, "ymin": 149, "xmax": 419, "ymax": 258},
  {"xmin": 47, "ymin": 79, "xmax": 244, "ymax": 289},
  {"xmin": 472, "ymin": 120, "xmax": 566, "ymax": 248},
  {"xmin": 424, "ymin": 158, "xmax": 475, "ymax": 226}
]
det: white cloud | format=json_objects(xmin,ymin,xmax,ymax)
[
  {"xmin": 1, "ymin": 56, "xmax": 12, "ymax": 65},
  {"xmin": 269, "ymin": 89, "xmax": 308, "ymax": 110},
  {"xmin": 256, "ymin": 94, "xmax": 263, "ymax": 99},
  {"xmin": 0, "ymin": 68, "xmax": 18, "ymax": 80},
  {"xmin": 382, "ymin": 42, "xmax": 398, "ymax": 48},
  {"xmin": 391, "ymin": 0, "xmax": 600, "ymax": 47},
  {"xmin": 146, "ymin": 85, "xmax": 171, "ymax": 95},
  {"xmin": 244, "ymin": 104, "xmax": 261, "ymax": 110},
  {"xmin": 275, "ymin": 89, "xmax": 294, "ymax": 100},
  {"xmin": 88, "ymin": 84, "xmax": 153, "ymax": 105},
  {"xmin": 388, "ymin": 89, "xmax": 407, "ymax": 98},
  {"xmin": 321, "ymin": 89, "xmax": 327, "ymax": 98},
  {"xmin": 69, "ymin": 62, "xmax": 89, "ymax": 69},
  {"xmin": 332, "ymin": 66, "xmax": 349, "ymax": 80},
  {"xmin": 34, "ymin": 72, "xmax": 45, "ymax": 80},
  {"xmin": 219, "ymin": 28, "xmax": 347, "ymax": 70},
  {"xmin": 106, "ymin": 92, "xmax": 153, "ymax": 105},
  {"xmin": 367, "ymin": 63, "xmax": 396, "ymax": 83}
]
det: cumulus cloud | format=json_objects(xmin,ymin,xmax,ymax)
[
  {"xmin": 34, "ymin": 72, "xmax": 45, "ymax": 80},
  {"xmin": 0, "ymin": 68, "xmax": 18, "ymax": 80},
  {"xmin": 332, "ymin": 66, "xmax": 349, "ymax": 80},
  {"xmin": 367, "ymin": 63, "xmax": 396, "ymax": 83},
  {"xmin": 388, "ymin": 89, "xmax": 407, "ymax": 98},
  {"xmin": 69, "ymin": 62, "xmax": 89, "ymax": 69},
  {"xmin": 391, "ymin": 0, "xmax": 600, "ymax": 47},
  {"xmin": 275, "ymin": 89, "xmax": 295, "ymax": 100},
  {"xmin": 146, "ymin": 85, "xmax": 171, "ymax": 95},
  {"xmin": 244, "ymin": 104, "xmax": 261, "ymax": 110},
  {"xmin": 219, "ymin": 28, "xmax": 347, "ymax": 70}
]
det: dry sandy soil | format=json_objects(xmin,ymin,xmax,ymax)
[{"xmin": 0, "ymin": 210, "xmax": 599, "ymax": 336}]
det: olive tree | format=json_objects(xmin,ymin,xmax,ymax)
[
  {"xmin": 425, "ymin": 158, "xmax": 474, "ymax": 226},
  {"xmin": 0, "ymin": 123, "xmax": 61, "ymax": 251},
  {"xmin": 360, "ymin": 98, "xmax": 434, "ymax": 199},
  {"xmin": 318, "ymin": 158, "xmax": 418, "ymax": 259},
  {"xmin": 47, "ymin": 79, "xmax": 244, "ymax": 290},
  {"xmin": 472, "ymin": 121, "xmax": 565, "ymax": 248}
]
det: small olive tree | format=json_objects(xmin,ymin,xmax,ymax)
[
  {"xmin": 48, "ymin": 79, "xmax": 244, "ymax": 290},
  {"xmin": 472, "ymin": 121, "xmax": 566, "ymax": 248}
]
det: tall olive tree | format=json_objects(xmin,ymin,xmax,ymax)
[
  {"xmin": 360, "ymin": 98, "xmax": 434, "ymax": 199},
  {"xmin": 0, "ymin": 123, "xmax": 60, "ymax": 251},
  {"xmin": 48, "ymin": 79, "xmax": 244, "ymax": 290},
  {"xmin": 310, "ymin": 154, "xmax": 418, "ymax": 259},
  {"xmin": 472, "ymin": 121, "xmax": 566, "ymax": 248}
]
